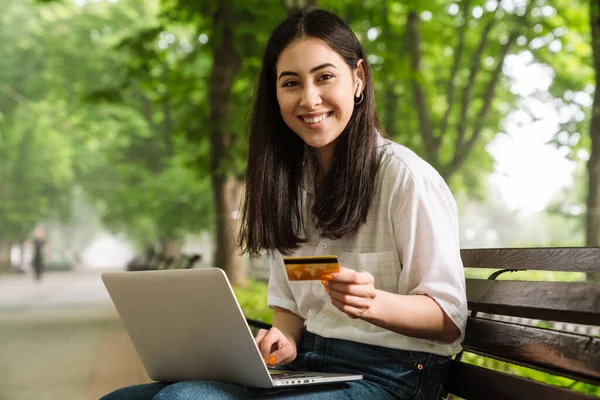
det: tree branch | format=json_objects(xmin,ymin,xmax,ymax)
[
  {"xmin": 161, "ymin": 64, "xmax": 173, "ymax": 158},
  {"xmin": 137, "ymin": 91, "xmax": 154, "ymax": 130},
  {"xmin": 406, "ymin": 11, "xmax": 437, "ymax": 164},
  {"xmin": 455, "ymin": 17, "xmax": 495, "ymax": 153},
  {"xmin": 446, "ymin": 31, "xmax": 518, "ymax": 178},
  {"xmin": 440, "ymin": 0, "xmax": 471, "ymax": 138},
  {"xmin": 0, "ymin": 80, "xmax": 29, "ymax": 105}
]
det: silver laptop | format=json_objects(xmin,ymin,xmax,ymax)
[{"xmin": 101, "ymin": 268, "xmax": 362, "ymax": 388}]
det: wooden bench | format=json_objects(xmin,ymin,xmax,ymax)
[{"xmin": 247, "ymin": 247, "xmax": 600, "ymax": 399}]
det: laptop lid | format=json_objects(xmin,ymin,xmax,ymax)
[
  {"xmin": 102, "ymin": 268, "xmax": 274, "ymax": 387},
  {"xmin": 102, "ymin": 268, "xmax": 362, "ymax": 388}
]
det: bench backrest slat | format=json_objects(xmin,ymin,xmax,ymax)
[
  {"xmin": 461, "ymin": 247, "xmax": 600, "ymax": 272},
  {"xmin": 462, "ymin": 317, "xmax": 600, "ymax": 385},
  {"xmin": 466, "ymin": 279, "xmax": 600, "ymax": 325},
  {"xmin": 447, "ymin": 360, "xmax": 598, "ymax": 400}
]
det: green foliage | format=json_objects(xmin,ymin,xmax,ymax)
[
  {"xmin": 10, "ymin": 0, "xmax": 217, "ymax": 246},
  {"xmin": 314, "ymin": 0, "xmax": 590, "ymax": 201},
  {"xmin": 73, "ymin": 102, "xmax": 215, "ymax": 245},
  {"xmin": 0, "ymin": 0, "xmax": 595, "ymax": 257},
  {"xmin": 232, "ymin": 278, "xmax": 273, "ymax": 324},
  {"xmin": 0, "ymin": 100, "xmax": 75, "ymax": 242}
]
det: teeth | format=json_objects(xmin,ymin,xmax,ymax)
[{"xmin": 303, "ymin": 113, "xmax": 330, "ymax": 124}]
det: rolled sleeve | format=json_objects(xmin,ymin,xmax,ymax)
[
  {"xmin": 267, "ymin": 253, "xmax": 300, "ymax": 316},
  {"xmin": 393, "ymin": 173, "xmax": 468, "ymax": 339}
]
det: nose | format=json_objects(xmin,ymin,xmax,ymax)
[{"xmin": 299, "ymin": 85, "xmax": 322, "ymax": 109}]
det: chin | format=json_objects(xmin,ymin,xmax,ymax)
[{"xmin": 304, "ymin": 138, "xmax": 334, "ymax": 149}]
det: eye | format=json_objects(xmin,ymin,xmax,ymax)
[
  {"xmin": 318, "ymin": 74, "xmax": 334, "ymax": 82},
  {"xmin": 282, "ymin": 80, "xmax": 299, "ymax": 88}
]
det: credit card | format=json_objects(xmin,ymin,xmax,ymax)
[{"xmin": 283, "ymin": 256, "xmax": 340, "ymax": 281}]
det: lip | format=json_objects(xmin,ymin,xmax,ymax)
[
  {"xmin": 298, "ymin": 111, "xmax": 332, "ymax": 118},
  {"xmin": 297, "ymin": 111, "xmax": 333, "ymax": 128}
]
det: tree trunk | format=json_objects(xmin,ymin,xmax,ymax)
[
  {"xmin": 209, "ymin": 2, "xmax": 245, "ymax": 287},
  {"xmin": 383, "ymin": 77, "xmax": 397, "ymax": 135},
  {"xmin": 586, "ymin": 0, "xmax": 600, "ymax": 281},
  {"xmin": 0, "ymin": 238, "xmax": 12, "ymax": 267},
  {"xmin": 406, "ymin": 11, "xmax": 438, "ymax": 166},
  {"xmin": 212, "ymin": 176, "xmax": 245, "ymax": 286},
  {"xmin": 159, "ymin": 237, "xmax": 182, "ymax": 269},
  {"xmin": 19, "ymin": 242, "xmax": 25, "ymax": 268}
]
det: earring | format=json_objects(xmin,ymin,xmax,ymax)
[
  {"xmin": 354, "ymin": 77, "xmax": 363, "ymax": 105},
  {"xmin": 354, "ymin": 92, "xmax": 364, "ymax": 105}
]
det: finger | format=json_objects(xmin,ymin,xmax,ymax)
[
  {"xmin": 256, "ymin": 330, "xmax": 273, "ymax": 358},
  {"xmin": 328, "ymin": 272, "xmax": 358, "ymax": 284},
  {"xmin": 330, "ymin": 297, "xmax": 363, "ymax": 319},
  {"xmin": 328, "ymin": 279, "xmax": 377, "ymax": 298},
  {"xmin": 328, "ymin": 282, "xmax": 365, "ymax": 296},
  {"xmin": 268, "ymin": 347, "xmax": 295, "ymax": 366},
  {"xmin": 254, "ymin": 329, "xmax": 268, "ymax": 346},
  {"xmin": 258, "ymin": 330, "xmax": 281, "ymax": 358},
  {"xmin": 327, "ymin": 266, "xmax": 355, "ymax": 282},
  {"xmin": 328, "ymin": 288, "xmax": 373, "ymax": 309},
  {"xmin": 331, "ymin": 271, "xmax": 374, "ymax": 286}
]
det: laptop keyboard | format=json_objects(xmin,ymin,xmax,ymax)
[{"xmin": 268, "ymin": 369, "xmax": 320, "ymax": 381}]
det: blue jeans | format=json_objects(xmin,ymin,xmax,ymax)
[{"xmin": 100, "ymin": 330, "xmax": 450, "ymax": 399}]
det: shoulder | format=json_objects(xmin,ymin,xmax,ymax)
[
  {"xmin": 376, "ymin": 138, "xmax": 459, "ymax": 224},
  {"xmin": 376, "ymin": 137, "xmax": 444, "ymax": 191}
]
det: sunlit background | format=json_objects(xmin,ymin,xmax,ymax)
[{"xmin": 0, "ymin": 0, "xmax": 598, "ymax": 398}]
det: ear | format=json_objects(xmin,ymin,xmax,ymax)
[
  {"xmin": 355, "ymin": 78, "xmax": 363, "ymax": 97},
  {"xmin": 355, "ymin": 59, "xmax": 366, "ymax": 96}
]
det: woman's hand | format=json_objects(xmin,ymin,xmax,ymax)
[
  {"xmin": 324, "ymin": 266, "xmax": 378, "ymax": 319},
  {"xmin": 254, "ymin": 327, "xmax": 298, "ymax": 367}
]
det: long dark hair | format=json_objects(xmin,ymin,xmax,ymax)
[{"xmin": 239, "ymin": 9, "xmax": 382, "ymax": 257}]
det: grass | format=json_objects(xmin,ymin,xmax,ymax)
[
  {"xmin": 464, "ymin": 268, "xmax": 588, "ymax": 282},
  {"xmin": 233, "ymin": 278, "xmax": 273, "ymax": 324}
]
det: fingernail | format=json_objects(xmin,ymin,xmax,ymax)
[
  {"xmin": 268, "ymin": 355, "xmax": 277, "ymax": 365},
  {"xmin": 263, "ymin": 357, "xmax": 267, "ymax": 364}
]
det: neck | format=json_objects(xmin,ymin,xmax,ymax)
[
  {"xmin": 312, "ymin": 146, "xmax": 333, "ymax": 194},
  {"xmin": 312, "ymin": 142, "xmax": 334, "ymax": 175}
]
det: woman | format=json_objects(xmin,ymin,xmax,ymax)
[
  {"xmin": 102, "ymin": 8, "xmax": 467, "ymax": 400},
  {"xmin": 32, "ymin": 227, "xmax": 46, "ymax": 281}
]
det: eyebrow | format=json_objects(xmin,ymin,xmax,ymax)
[{"xmin": 278, "ymin": 63, "xmax": 337, "ymax": 80}]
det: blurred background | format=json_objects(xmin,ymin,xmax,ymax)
[{"xmin": 0, "ymin": 0, "xmax": 598, "ymax": 398}]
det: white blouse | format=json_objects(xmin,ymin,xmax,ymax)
[{"xmin": 267, "ymin": 138, "xmax": 467, "ymax": 356}]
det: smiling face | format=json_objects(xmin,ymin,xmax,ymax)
[{"xmin": 276, "ymin": 37, "xmax": 363, "ymax": 170}]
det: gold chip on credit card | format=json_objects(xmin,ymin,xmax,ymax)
[{"xmin": 283, "ymin": 256, "xmax": 340, "ymax": 281}]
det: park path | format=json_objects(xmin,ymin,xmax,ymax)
[{"xmin": 0, "ymin": 269, "xmax": 151, "ymax": 400}]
